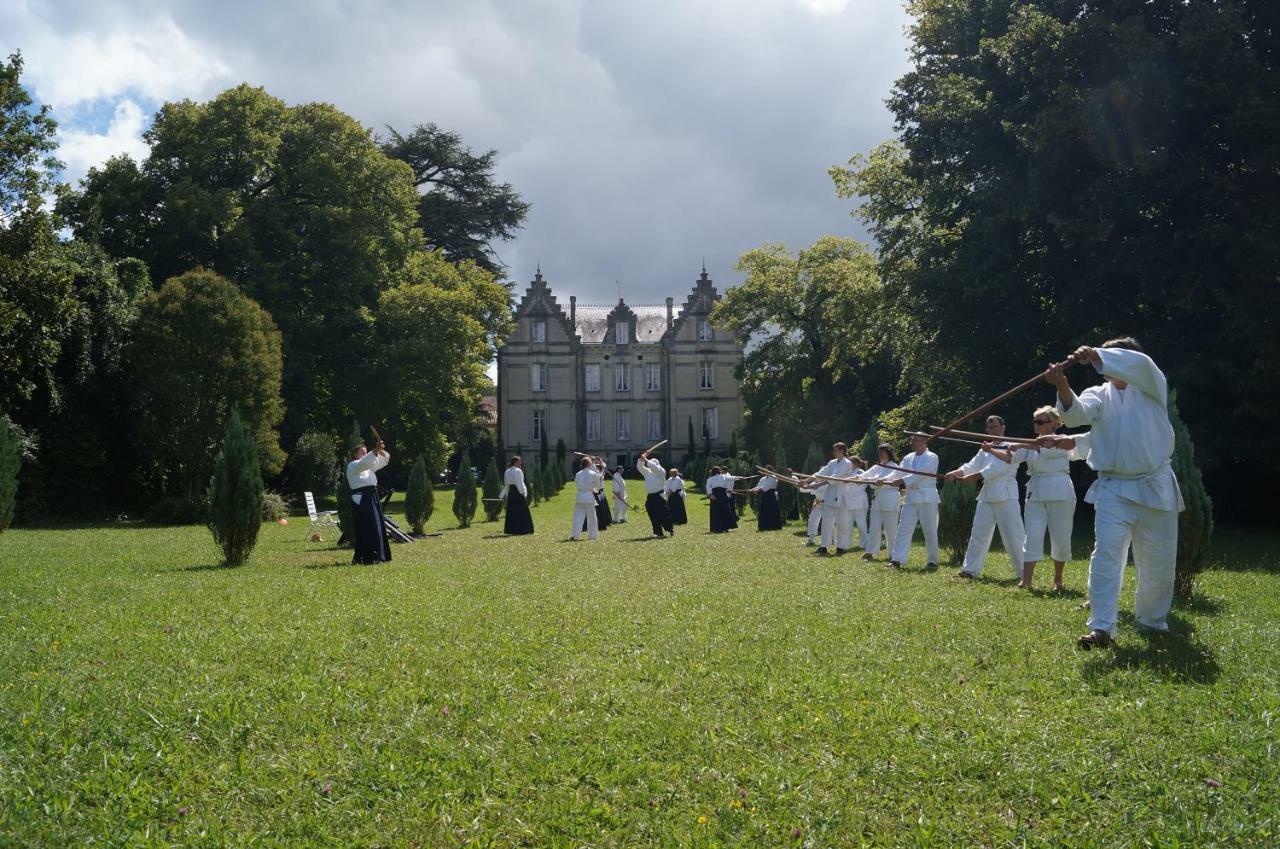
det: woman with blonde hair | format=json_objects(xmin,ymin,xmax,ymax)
[{"xmin": 1012, "ymin": 407, "xmax": 1087, "ymax": 591}]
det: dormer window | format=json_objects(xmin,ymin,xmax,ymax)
[
  {"xmin": 697, "ymin": 319, "xmax": 714, "ymax": 341},
  {"xmin": 531, "ymin": 319, "xmax": 546, "ymax": 343},
  {"xmin": 614, "ymin": 321, "xmax": 629, "ymax": 344}
]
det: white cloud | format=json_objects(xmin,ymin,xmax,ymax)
[
  {"xmin": 794, "ymin": 0, "xmax": 854, "ymax": 14},
  {"xmin": 57, "ymin": 98, "xmax": 149, "ymax": 180}
]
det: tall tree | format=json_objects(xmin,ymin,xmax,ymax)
[
  {"xmin": 381, "ymin": 124, "xmax": 530, "ymax": 273},
  {"xmin": 0, "ymin": 416, "xmax": 18, "ymax": 532},
  {"xmin": 404, "ymin": 454, "xmax": 432, "ymax": 535},
  {"xmin": 833, "ymin": 0, "xmax": 1280, "ymax": 512},
  {"xmin": 0, "ymin": 52, "xmax": 59, "ymax": 225},
  {"xmin": 128, "ymin": 269, "xmax": 285, "ymax": 499},
  {"xmin": 207, "ymin": 408, "xmax": 265, "ymax": 567}
]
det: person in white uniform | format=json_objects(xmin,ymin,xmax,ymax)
[
  {"xmin": 1010, "ymin": 407, "xmax": 1085, "ymax": 591},
  {"xmin": 889, "ymin": 434, "xmax": 941, "ymax": 570},
  {"xmin": 947, "ymin": 415, "xmax": 1026, "ymax": 581},
  {"xmin": 664, "ymin": 468, "xmax": 688, "ymax": 525},
  {"xmin": 611, "ymin": 466, "xmax": 628, "ymax": 523},
  {"xmin": 346, "ymin": 440, "xmax": 391, "ymax": 564},
  {"xmin": 637, "ymin": 451, "xmax": 674, "ymax": 537},
  {"xmin": 845, "ymin": 457, "xmax": 870, "ymax": 550},
  {"xmin": 571, "ymin": 456, "xmax": 605, "ymax": 540},
  {"xmin": 813, "ymin": 442, "xmax": 856, "ymax": 556},
  {"xmin": 806, "ymin": 481, "xmax": 827, "ymax": 547},
  {"xmin": 1046, "ymin": 338, "xmax": 1183, "ymax": 650},
  {"xmin": 862, "ymin": 443, "xmax": 902, "ymax": 561}
]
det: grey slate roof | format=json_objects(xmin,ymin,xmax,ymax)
[{"xmin": 574, "ymin": 304, "xmax": 670, "ymax": 344}]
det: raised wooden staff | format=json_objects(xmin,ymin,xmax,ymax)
[
  {"xmin": 925, "ymin": 354, "xmax": 1080, "ymax": 445},
  {"xmin": 874, "ymin": 462, "xmax": 946, "ymax": 480},
  {"xmin": 907, "ymin": 430, "xmax": 1037, "ymax": 448},
  {"xmin": 926, "ymin": 426, "xmax": 1039, "ymax": 446},
  {"xmin": 641, "ymin": 439, "xmax": 668, "ymax": 455}
]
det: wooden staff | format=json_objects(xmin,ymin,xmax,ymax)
[
  {"xmin": 760, "ymin": 467, "xmax": 805, "ymax": 487},
  {"xmin": 875, "ymin": 461, "xmax": 946, "ymax": 480},
  {"xmin": 926, "ymin": 426, "xmax": 1039, "ymax": 446},
  {"xmin": 370, "ymin": 424, "xmax": 385, "ymax": 449},
  {"xmin": 926, "ymin": 354, "xmax": 1080, "ymax": 445},
  {"xmin": 906, "ymin": 430, "xmax": 1011, "ymax": 448},
  {"xmin": 641, "ymin": 439, "xmax": 668, "ymax": 455}
]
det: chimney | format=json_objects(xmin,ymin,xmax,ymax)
[
  {"xmin": 570, "ymin": 295, "xmax": 577, "ymax": 326},
  {"xmin": 665, "ymin": 297, "xmax": 674, "ymax": 329}
]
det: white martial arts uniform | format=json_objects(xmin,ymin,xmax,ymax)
[
  {"xmin": 346, "ymin": 450, "xmax": 389, "ymax": 501},
  {"xmin": 813, "ymin": 456, "xmax": 856, "ymax": 551},
  {"xmin": 611, "ymin": 471, "xmax": 628, "ymax": 522},
  {"xmin": 664, "ymin": 475, "xmax": 685, "ymax": 498},
  {"xmin": 889, "ymin": 450, "xmax": 941, "ymax": 565},
  {"xmin": 502, "ymin": 465, "xmax": 528, "ymax": 498},
  {"xmin": 845, "ymin": 472, "xmax": 869, "ymax": 549},
  {"xmin": 571, "ymin": 465, "xmax": 604, "ymax": 540},
  {"xmin": 957, "ymin": 448, "xmax": 1026, "ymax": 578},
  {"xmin": 863, "ymin": 466, "xmax": 901, "ymax": 557},
  {"xmin": 807, "ymin": 485, "xmax": 827, "ymax": 544},
  {"xmin": 1012, "ymin": 439, "xmax": 1084, "ymax": 563},
  {"xmin": 1058, "ymin": 348, "xmax": 1183, "ymax": 636}
]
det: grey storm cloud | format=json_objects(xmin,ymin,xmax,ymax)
[{"xmin": 2, "ymin": 0, "xmax": 911, "ymax": 302}]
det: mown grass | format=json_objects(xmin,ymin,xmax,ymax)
[{"xmin": 1, "ymin": 483, "xmax": 1277, "ymax": 847}]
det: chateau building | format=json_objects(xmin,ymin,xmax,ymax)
[{"xmin": 497, "ymin": 267, "xmax": 744, "ymax": 469}]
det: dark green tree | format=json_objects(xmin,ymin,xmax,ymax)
[
  {"xmin": 528, "ymin": 464, "xmax": 543, "ymax": 506},
  {"xmin": 859, "ymin": 417, "xmax": 880, "ymax": 465},
  {"xmin": 0, "ymin": 52, "xmax": 59, "ymax": 224},
  {"xmin": 938, "ymin": 480, "xmax": 977, "ymax": 565},
  {"xmin": 482, "ymin": 458, "xmax": 503, "ymax": 521},
  {"xmin": 128, "ymin": 269, "xmax": 285, "ymax": 500},
  {"xmin": 1170, "ymin": 391, "xmax": 1213, "ymax": 599},
  {"xmin": 0, "ymin": 417, "xmax": 18, "ymax": 532},
  {"xmin": 336, "ymin": 421, "xmax": 363, "ymax": 544},
  {"xmin": 539, "ymin": 432, "xmax": 550, "ymax": 473},
  {"xmin": 380, "ymin": 123, "xmax": 531, "ymax": 273},
  {"xmin": 452, "ymin": 450, "xmax": 478, "ymax": 528},
  {"xmin": 289, "ymin": 430, "xmax": 339, "ymax": 498},
  {"xmin": 405, "ymin": 454, "xmax": 432, "ymax": 535},
  {"xmin": 207, "ymin": 408, "xmax": 264, "ymax": 567}
]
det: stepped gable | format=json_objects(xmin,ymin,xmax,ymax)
[
  {"xmin": 669, "ymin": 267, "xmax": 719, "ymax": 338},
  {"xmin": 575, "ymin": 299, "xmax": 668, "ymax": 344},
  {"xmin": 513, "ymin": 268, "xmax": 576, "ymax": 340}
]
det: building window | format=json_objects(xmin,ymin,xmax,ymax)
[
  {"xmin": 532, "ymin": 410, "xmax": 547, "ymax": 443},
  {"xmin": 616, "ymin": 409, "xmax": 631, "ymax": 442},
  {"xmin": 645, "ymin": 363, "xmax": 661, "ymax": 391},
  {"xmin": 614, "ymin": 321, "xmax": 629, "ymax": 344},
  {"xmin": 699, "ymin": 361, "xmax": 714, "ymax": 390},
  {"xmin": 697, "ymin": 319, "xmax": 714, "ymax": 341},
  {"xmin": 531, "ymin": 362, "xmax": 548, "ymax": 392},
  {"xmin": 615, "ymin": 363, "xmax": 630, "ymax": 391},
  {"xmin": 646, "ymin": 409, "xmax": 662, "ymax": 440},
  {"xmin": 585, "ymin": 364, "xmax": 601, "ymax": 392},
  {"xmin": 701, "ymin": 407, "xmax": 718, "ymax": 441},
  {"xmin": 531, "ymin": 319, "xmax": 546, "ymax": 343},
  {"xmin": 586, "ymin": 410, "xmax": 601, "ymax": 442}
]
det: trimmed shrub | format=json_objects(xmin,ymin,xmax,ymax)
[
  {"xmin": 452, "ymin": 450, "xmax": 478, "ymax": 528},
  {"xmin": 1171, "ymin": 390, "xmax": 1214, "ymax": 599},
  {"xmin": 207, "ymin": 409, "xmax": 264, "ymax": 567},
  {"xmin": 482, "ymin": 459, "xmax": 503, "ymax": 521},
  {"xmin": 261, "ymin": 490, "xmax": 293, "ymax": 521},
  {"xmin": 405, "ymin": 454, "xmax": 433, "ymax": 534},
  {"xmin": 938, "ymin": 478, "xmax": 977, "ymax": 564}
]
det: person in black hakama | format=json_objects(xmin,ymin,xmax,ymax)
[
  {"xmin": 752, "ymin": 466, "xmax": 784, "ymax": 531},
  {"xmin": 637, "ymin": 451, "xmax": 674, "ymax": 537},
  {"xmin": 346, "ymin": 440, "xmax": 391, "ymax": 564},
  {"xmin": 502, "ymin": 456, "xmax": 534, "ymax": 535},
  {"xmin": 665, "ymin": 468, "xmax": 688, "ymax": 525},
  {"xmin": 706, "ymin": 466, "xmax": 740, "ymax": 533}
]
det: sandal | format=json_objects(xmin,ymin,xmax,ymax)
[{"xmin": 1077, "ymin": 629, "xmax": 1112, "ymax": 651}]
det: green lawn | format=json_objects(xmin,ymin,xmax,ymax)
[{"xmin": 2, "ymin": 484, "xmax": 1277, "ymax": 847}]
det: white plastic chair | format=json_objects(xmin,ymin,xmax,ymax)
[{"xmin": 304, "ymin": 492, "xmax": 338, "ymax": 539}]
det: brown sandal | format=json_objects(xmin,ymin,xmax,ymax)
[{"xmin": 1077, "ymin": 629, "xmax": 1112, "ymax": 651}]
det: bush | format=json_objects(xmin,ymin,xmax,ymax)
[
  {"xmin": 261, "ymin": 490, "xmax": 293, "ymax": 521},
  {"xmin": 144, "ymin": 496, "xmax": 208, "ymax": 526},
  {"xmin": 453, "ymin": 450, "xmax": 478, "ymax": 528},
  {"xmin": 405, "ymin": 454, "xmax": 433, "ymax": 534},
  {"xmin": 1171, "ymin": 390, "xmax": 1214, "ymax": 599},
  {"xmin": 482, "ymin": 459, "xmax": 503, "ymax": 521},
  {"xmin": 0, "ymin": 418, "xmax": 18, "ymax": 533},
  {"xmin": 289, "ymin": 430, "xmax": 339, "ymax": 497},
  {"xmin": 207, "ymin": 409, "xmax": 264, "ymax": 566},
  {"xmin": 938, "ymin": 478, "xmax": 977, "ymax": 564},
  {"xmin": 859, "ymin": 417, "xmax": 879, "ymax": 464}
]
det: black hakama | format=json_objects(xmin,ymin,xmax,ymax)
[
  {"xmin": 757, "ymin": 490, "xmax": 783, "ymax": 531},
  {"xmin": 668, "ymin": 491, "xmax": 688, "ymax": 525},
  {"xmin": 503, "ymin": 484, "xmax": 534, "ymax": 535},
  {"xmin": 583, "ymin": 491, "xmax": 611, "ymax": 535},
  {"xmin": 644, "ymin": 492, "xmax": 673, "ymax": 537},
  {"xmin": 709, "ymin": 486, "xmax": 738, "ymax": 533},
  {"xmin": 351, "ymin": 485, "xmax": 391, "ymax": 564}
]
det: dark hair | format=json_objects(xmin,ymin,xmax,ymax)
[
  {"xmin": 878, "ymin": 442, "xmax": 898, "ymax": 463},
  {"xmin": 709, "ymin": 466, "xmax": 721, "ymax": 475},
  {"xmin": 986, "ymin": 415, "xmax": 1004, "ymax": 427},
  {"xmin": 850, "ymin": 457, "xmax": 865, "ymax": 469},
  {"xmin": 667, "ymin": 467, "xmax": 679, "ymax": 478},
  {"xmin": 581, "ymin": 457, "xmax": 593, "ymax": 469},
  {"xmin": 1102, "ymin": 336, "xmax": 1144, "ymax": 353},
  {"xmin": 509, "ymin": 456, "xmax": 521, "ymax": 466}
]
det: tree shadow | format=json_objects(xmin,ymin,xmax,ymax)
[
  {"xmin": 623, "ymin": 536, "xmax": 668, "ymax": 543},
  {"xmin": 1176, "ymin": 592, "xmax": 1224, "ymax": 616},
  {"xmin": 170, "ymin": 562, "xmax": 234, "ymax": 572},
  {"xmin": 1081, "ymin": 613, "xmax": 1221, "ymax": 685},
  {"xmin": 302, "ymin": 559, "xmax": 367, "ymax": 571}
]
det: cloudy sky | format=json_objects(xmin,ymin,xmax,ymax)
[{"xmin": 2, "ymin": 0, "xmax": 911, "ymax": 305}]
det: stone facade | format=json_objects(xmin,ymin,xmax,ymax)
[{"xmin": 497, "ymin": 267, "xmax": 744, "ymax": 469}]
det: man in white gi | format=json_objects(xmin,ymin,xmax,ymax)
[
  {"xmin": 1046, "ymin": 338, "xmax": 1183, "ymax": 649},
  {"xmin": 571, "ymin": 456, "xmax": 605, "ymax": 540},
  {"xmin": 611, "ymin": 466, "xmax": 628, "ymax": 523},
  {"xmin": 889, "ymin": 434, "xmax": 941, "ymax": 570},
  {"xmin": 947, "ymin": 415, "xmax": 1026, "ymax": 580},
  {"xmin": 637, "ymin": 451, "xmax": 674, "ymax": 537},
  {"xmin": 813, "ymin": 442, "xmax": 856, "ymax": 556}
]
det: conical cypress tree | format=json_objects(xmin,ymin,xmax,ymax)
[
  {"xmin": 207, "ymin": 408, "xmax": 264, "ymax": 567},
  {"xmin": 453, "ymin": 450, "xmax": 478, "ymax": 528},
  {"xmin": 938, "ymin": 477, "xmax": 977, "ymax": 564},
  {"xmin": 539, "ymin": 434, "xmax": 550, "ymax": 472},
  {"xmin": 482, "ymin": 458, "xmax": 503, "ymax": 521},
  {"xmin": 529, "ymin": 464, "xmax": 543, "ymax": 505},
  {"xmin": 556, "ymin": 438, "xmax": 568, "ymax": 482},
  {"xmin": 1170, "ymin": 390, "xmax": 1213, "ymax": 598},
  {"xmin": 859, "ymin": 417, "xmax": 880, "ymax": 465},
  {"xmin": 405, "ymin": 454, "xmax": 431, "ymax": 534},
  {"xmin": 336, "ymin": 421, "xmax": 362, "ymax": 545},
  {"xmin": 0, "ymin": 419, "xmax": 19, "ymax": 534}
]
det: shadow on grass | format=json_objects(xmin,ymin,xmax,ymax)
[
  {"xmin": 1177, "ymin": 593, "xmax": 1224, "ymax": 616},
  {"xmin": 1081, "ymin": 613, "xmax": 1221, "ymax": 685},
  {"xmin": 171, "ymin": 562, "xmax": 234, "ymax": 572},
  {"xmin": 302, "ymin": 559, "xmax": 367, "ymax": 571}
]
